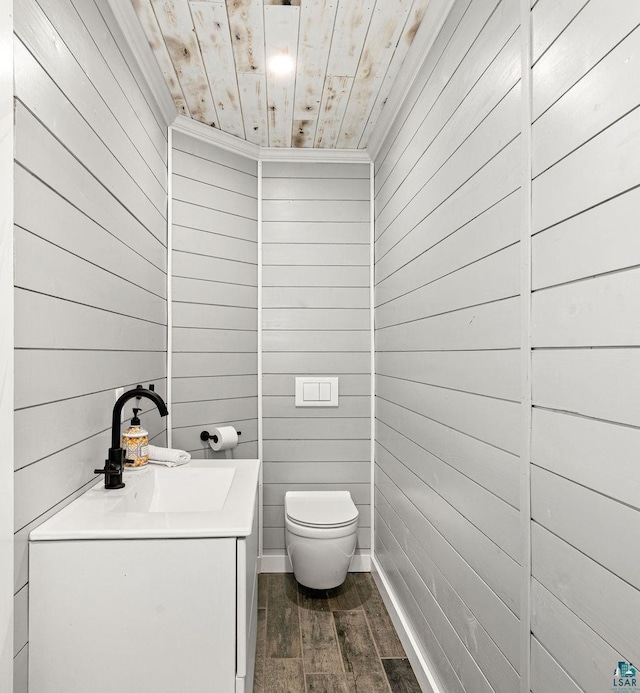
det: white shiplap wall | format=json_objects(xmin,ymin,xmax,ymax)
[
  {"xmin": 375, "ymin": 0, "xmax": 523, "ymax": 691},
  {"xmin": 13, "ymin": 0, "xmax": 168, "ymax": 689},
  {"xmin": 170, "ymin": 130, "xmax": 259, "ymax": 460},
  {"xmin": 261, "ymin": 161, "xmax": 371, "ymax": 560},
  {"xmin": 0, "ymin": 3, "xmax": 14, "ymax": 691},
  {"xmin": 530, "ymin": 0, "xmax": 640, "ymax": 691},
  {"xmin": 374, "ymin": 1, "xmax": 640, "ymax": 693}
]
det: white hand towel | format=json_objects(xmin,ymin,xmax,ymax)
[{"xmin": 148, "ymin": 445, "xmax": 191, "ymax": 467}]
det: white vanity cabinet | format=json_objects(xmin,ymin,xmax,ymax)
[
  {"xmin": 28, "ymin": 461, "xmax": 260, "ymax": 693},
  {"xmin": 30, "ymin": 515, "xmax": 258, "ymax": 693}
]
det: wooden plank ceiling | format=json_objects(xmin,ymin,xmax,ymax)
[{"xmin": 131, "ymin": 0, "xmax": 431, "ymax": 148}]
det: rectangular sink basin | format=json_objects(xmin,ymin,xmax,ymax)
[
  {"xmin": 30, "ymin": 459, "xmax": 260, "ymax": 541},
  {"xmin": 114, "ymin": 466, "xmax": 236, "ymax": 514}
]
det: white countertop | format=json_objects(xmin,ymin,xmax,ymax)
[{"xmin": 30, "ymin": 459, "xmax": 260, "ymax": 541}]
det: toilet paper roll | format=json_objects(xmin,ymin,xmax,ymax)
[{"xmin": 208, "ymin": 426, "xmax": 239, "ymax": 452}]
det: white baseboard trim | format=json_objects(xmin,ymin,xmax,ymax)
[
  {"xmin": 371, "ymin": 556, "xmax": 443, "ymax": 693},
  {"xmin": 259, "ymin": 552, "xmax": 371, "ymax": 574}
]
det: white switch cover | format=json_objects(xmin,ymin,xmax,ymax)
[{"xmin": 295, "ymin": 377, "xmax": 339, "ymax": 407}]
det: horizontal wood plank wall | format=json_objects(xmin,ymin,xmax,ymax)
[
  {"xmin": 0, "ymin": 5, "xmax": 12, "ymax": 692},
  {"xmin": 530, "ymin": 1, "xmax": 640, "ymax": 691},
  {"xmin": 373, "ymin": 1, "xmax": 523, "ymax": 692},
  {"xmin": 376, "ymin": 1, "xmax": 640, "ymax": 692},
  {"xmin": 13, "ymin": 0, "xmax": 168, "ymax": 688},
  {"xmin": 170, "ymin": 130, "xmax": 258, "ymax": 461},
  {"xmin": 261, "ymin": 161, "xmax": 371, "ymax": 558}
]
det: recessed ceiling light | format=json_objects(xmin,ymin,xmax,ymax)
[{"xmin": 268, "ymin": 54, "xmax": 295, "ymax": 75}]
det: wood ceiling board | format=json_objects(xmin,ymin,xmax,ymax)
[
  {"xmin": 238, "ymin": 72, "xmax": 269, "ymax": 146},
  {"xmin": 227, "ymin": 0, "xmax": 268, "ymax": 145},
  {"xmin": 291, "ymin": 0, "xmax": 339, "ymax": 147},
  {"xmin": 310, "ymin": 0, "xmax": 372, "ymax": 148},
  {"xmin": 314, "ymin": 74, "xmax": 354, "ymax": 148},
  {"xmin": 149, "ymin": 0, "xmax": 219, "ymax": 125},
  {"xmin": 325, "ymin": 0, "xmax": 376, "ymax": 77},
  {"xmin": 264, "ymin": 4, "xmax": 300, "ymax": 147},
  {"xmin": 226, "ymin": 0, "xmax": 266, "ymax": 74},
  {"xmin": 190, "ymin": 2, "xmax": 245, "ymax": 138},
  {"xmin": 357, "ymin": 0, "xmax": 432, "ymax": 148},
  {"xmin": 132, "ymin": 0, "xmax": 190, "ymax": 116},
  {"xmin": 336, "ymin": 0, "xmax": 414, "ymax": 149}
]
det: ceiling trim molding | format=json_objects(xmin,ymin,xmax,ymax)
[
  {"xmin": 104, "ymin": 0, "xmax": 177, "ymax": 128},
  {"xmin": 171, "ymin": 115, "xmax": 371, "ymax": 163},
  {"xmin": 366, "ymin": 0, "xmax": 456, "ymax": 163},
  {"xmin": 258, "ymin": 147, "xmax": 371, "ymax": 163},
  {"xmin": 172, "ymin": 115, "xmax": 261, "ymax": 159}
]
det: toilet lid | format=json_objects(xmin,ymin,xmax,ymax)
[{"xmin": 285, "ymin": 491, "xmax": 358, "ymax": 528}]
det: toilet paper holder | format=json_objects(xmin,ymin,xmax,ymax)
[{"xmin": 200, "ymin": 429, "xmax": 241, "ymax": 444}]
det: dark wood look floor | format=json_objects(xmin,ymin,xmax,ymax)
[{"xmin": 254, "ymin": 573, "xmax": 422, "ymax": 693}]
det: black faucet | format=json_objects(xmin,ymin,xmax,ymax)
[{"xmin": 94, "ymin": 384, "xmax": 169, "ymax": 489}]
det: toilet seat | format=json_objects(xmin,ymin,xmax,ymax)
[
  {"xmin": 288, "ymin": 517, "xmax": 356, "ymax": 529},
  {"xmin": 285, "ymin": 518, "xmax": 356, "ymax": 540},
  {"xmin": 285, "ymin": 491, "xmax": 358, "ymax": 529}
]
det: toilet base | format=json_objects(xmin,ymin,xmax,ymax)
[{"xmin": 285, "ymin": 525, "xmax": 357, "ymax": 590}]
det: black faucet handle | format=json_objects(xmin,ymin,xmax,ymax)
[
  {"xmin": 94, "ymin": 463, "xmax": 125, "ymax": 489},
  {"xmin": 94, "ymin": 460, "xmax": 122, "ymax": 474},
  {"xmin": 95, "ymin": 448, "xmax": 126, "ymax": 489}
]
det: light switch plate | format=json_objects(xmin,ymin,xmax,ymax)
[{"xmin": 295, "ymin": 377, "xmax": 339, "ymax": 407}]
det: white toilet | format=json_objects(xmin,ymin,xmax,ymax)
[{"xmin": 285, "ymin": 490, "xmax": 359, "ymax": 590}]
